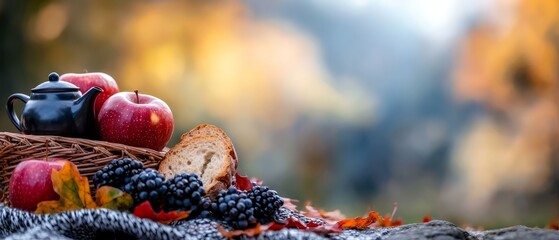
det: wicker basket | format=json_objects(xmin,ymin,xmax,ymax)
[{"xmin": 0, "ymin": 132, "xmax": 165, "ymax": 201}]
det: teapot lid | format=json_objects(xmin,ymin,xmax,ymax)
[{"xmin": 31, "ymin": 72, "xmax": 80, "ymax": 93}]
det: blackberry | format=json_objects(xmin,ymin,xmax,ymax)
[
  {"xmin": 164, "ymin": 173, "xmax": 208, "ymax": 216},
  {"xmin": 197, "ymin": 197, "xmax": 213, "ymax": 218},
  {"xmin": 247, "ymin": 184, "xmax": 284, "ymax": 224},
  {"xmin": 92, "ymin": 158, "xmax": 144, "ymax": 190},
  {"xmin": 124, "ymin": 168, "xmax": 167, "ymax": 208},
  {"xmin": 211, "ymin": 186, "xmax": 257, "ymax": 229}
]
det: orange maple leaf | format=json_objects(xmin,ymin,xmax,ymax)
[{"xmin": 334, "ymin": 211, "xmax": 380, "ymax": 229}]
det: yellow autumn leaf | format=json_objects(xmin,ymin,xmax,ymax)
[
  {"xmin": 35, "ymin": 162, "xmax": 96, "ymax": 213},
  {"xmin": 35, "ymin": 200, "xmax": 66, "ymax": 214},
  {"xmin": 95, "ymin": 186, "xmax": 133, "ymax": 211}
]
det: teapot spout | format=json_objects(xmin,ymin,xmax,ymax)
[{"xmin": 72, "ymin": 86, "xmax": 103, "ymax": 138}]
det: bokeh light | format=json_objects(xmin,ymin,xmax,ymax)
[{"xmin": 1, "ymin": 0, "xmax": 557, "ymax": 227}]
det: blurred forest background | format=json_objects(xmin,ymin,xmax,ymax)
[{"xmin": 1, "ymin": 0, "xmax": 558, "ymax": 228}]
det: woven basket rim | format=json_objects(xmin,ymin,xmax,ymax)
[
  {"xmin": 0, "ymin": 132, "xmax": 167, "ymax": 154},
  {"xmin": 0, "ymin": 131, "xmax": 166, "ymax": 204}
]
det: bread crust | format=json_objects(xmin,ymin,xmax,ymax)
[
  {"xmin": 181, "ymin": 124, "xmax": 238, "ymax": 170},
  {"xmin": 159, "ymin": 129, "xmax": 236, "ymax": 200}
]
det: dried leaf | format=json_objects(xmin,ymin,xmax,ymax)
[
  {"xmin": 35, "ymin": 200, "xmax": 64, "ymax": 214},
  {"xmin": 423, "ymin": 214, "xmax": 432, "ymax": 223},
  {"xmin": 282, "ymin": 197, "xmax": 299, "ymax": 211},
  {"xmin": 306, "ymin": 223, "xmax": 343, "ymax": 234},
  {"xmin": 268, "ymin": 216, "xmax": 308, "ymax": 230},
  {"xmin": 547, "ymin": 218, "xmax": 559, "ymax": 230},
  {"xmin": 304, "ymin": 203, "xmax": 322, "ymax": 219},
  {"xmin": 250, "ymin": 177, "xmax": 263, "ymax": 186},
  {"xmin": 218, "ymin": 224, "xmax": 262, "ymax": 238},
  {"xmin": 304, "ymin": 203, "xmax": 345, "ymax": 223},
  {"xmin": 35, "ymin": 162, "xmax": 96, "ymax": 213},
  {"xmin": 335, "ymin": 211, "xmax": 380, "ymax": 229},
  {"xmin": 133, "ymin": 201, "xmax": 189, "ymax": 224},
  {"xmin": 234, "ymin": 173, "xmax": 253, "ymax": 191},
  {"xmin": 377, "ymin": 214, "xmax": 403, "ymax": 227},
  {"xmin": 95, "ymin": 186, "xmax": 133, "ymax": 211}
]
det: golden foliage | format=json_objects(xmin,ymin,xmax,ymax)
[{"xmin": 36, "ymin": 162, "xmax": 133, "ymax": 214}]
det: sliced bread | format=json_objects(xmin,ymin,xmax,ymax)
[
  {"xmin": 159, "ymin": 135, "xmax": 234, "ymax": 199},
  {"xmin": 180, "ymin": 124, "xmax": 238, "ymax": 170}
]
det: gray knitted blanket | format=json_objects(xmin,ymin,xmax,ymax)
[{"xmin": 0, "ymin": 204, "xmax": 557, "ymax": 240}]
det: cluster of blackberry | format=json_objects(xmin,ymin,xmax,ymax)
[
  {"xmin": 94, "ymin": 158, "xmax": 284, "ymax": 229},
  {"xmin": 92, "ymin": 158, "xmax": 144, "ymax": 191},
  {"xmin": 248, "ymin": 184, "xmax": 284, "ymax": 224},
  {"xmin": 93, "ymin": 158, "xmax": 208, "ymax": 215},
  {"xmin": 210, "ymin": 185, "xmax": 283, "ymax": 229}
]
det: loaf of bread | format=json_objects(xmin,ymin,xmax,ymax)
[{"xmin": 159, "ymin": 124, "xmax": 237, "ymax": 199}]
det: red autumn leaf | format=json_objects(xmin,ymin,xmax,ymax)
[
  {"xmin": 389, "ymin": 218, "xmax": 403, "ymax": 226},
  {"xmin": 423, "ymin": 214, "xmax": 432, "ymax": 223},
  {"xmin": 218, "ymin": 224, "xmax": 262, "ymax": 238},
  {"xmin": 133, "ymin": 201, "xmax": 189, "ymax": 224},
  {"xmin": 335, "ymin": 211, "xmax": 380, "ymax": 229},
  {"xmin": 547, "ymin": 218, "xmax": 559, "ymax": 230},
  {"xmin": 234, "ymin": 173, "xmax": 253, "ymax": 191},
  {"xmin": 268, "ymin": 216, "xmax": 342, "ymax": 234},
  {"xmin": 268, "ymin": 216, "xmax": 308, "ymax": 230}
]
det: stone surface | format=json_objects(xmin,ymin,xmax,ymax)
[
  {"xmin": 473, "ymin": 225, "xmax": 559, "ymax": 240},
  {"xmin": 0, "ymin": 204, "xmax": 558, "ymax": 239}
]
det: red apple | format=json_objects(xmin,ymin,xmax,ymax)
[
  {"xmin": 98, "ymin": 91, "xmax": 174, "ymax": 151},
  {"xmin": 9, "ymin": 159, "xmax": 69, "ymax": 211},
  {"xmin": 60, "ymin": 72, "xmax": 120, "ymax": 116}
]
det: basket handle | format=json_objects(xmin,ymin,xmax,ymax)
[{"xmin": 6, "ymin": 93, "xmax": 30, "ymax": 132}]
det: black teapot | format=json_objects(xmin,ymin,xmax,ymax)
[{"xmin": 6, "ymin": 72, "xmax": 103, "ymax": 139}]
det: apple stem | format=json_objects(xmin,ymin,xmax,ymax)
[{"xmin": 134, "ymin": 90, "xmax": 140, "ymax": 104}]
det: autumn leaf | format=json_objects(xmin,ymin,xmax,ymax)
[
  {"xmin": 250, "ymin": 177, "xmax": 263, "ymax": 186},
  {"xmin": 282, "ymin": 197, "xmax": 299, "ymax": 211},
  {"xmin": 376, "ymin": 204, "xmax": 403, "ymax": 227},
  {"xmin": 546, "ymin": 218, "xmax": 559, "ymax": 230},
  {"xmin": 377, "ymin": 214, "xmax": 403, "ymax": 227},
  {"xmin": 218, "ymin": 224, "xmax": 262, "ymax": 238},
  {"xmin": 95, "ymin": 186, "xmax": 133, "ymax": 211},
  {"xmin": 307, "ymin": 223, "xmax": 343, "ymax": 234},
  {"xmin": 234, "ymin": 173, "xmax": 253, "ymax": 191},
  {"xmin": 304, "ymin": 203, "xmax": 345, "ymax": 223},
  {"xmin": 423, "ymin": 214, "xmax": 432, "ymax": 223},
  {"xmin": 133, "ymin": 201, "xmax": 189, "ymax": 224},
  {"xmin": 268, "ymin": 216, "xmax": 309, "ymax": 230},
  {"xmin": 304, "ymin": 203, "xmax": 322, "ymax": 219},
  {"xmin": 335, "ymin": 211, "xmax": 380, "ymax": 229},
  {"xmin": 36, "ymin": 162, "xmax": 96, "ymax": 213}
]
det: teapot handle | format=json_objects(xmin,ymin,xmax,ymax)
[{"xmin": 6, "ymin": 93, "xmax": 30, "ymax": 132}]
